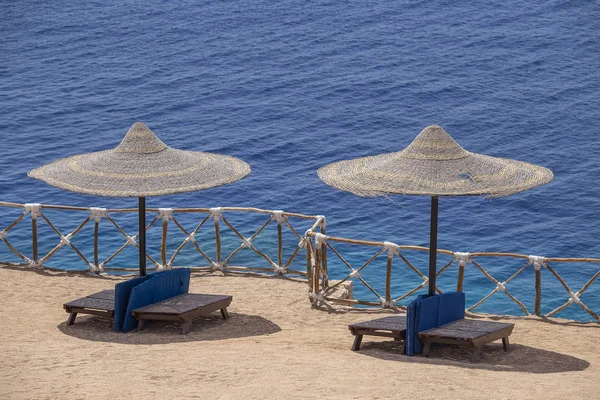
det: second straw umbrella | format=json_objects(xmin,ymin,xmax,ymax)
[{"xmin": 317, "ymin": 125, "xmax": 553, "ymax": 296}]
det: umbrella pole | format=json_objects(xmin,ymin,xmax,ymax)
[
  {"xmin": 428, "ymin": 196, "xmax": 439, "ymax": 296},
  {"xmin": 139, "ymin": 197, "xmax": 147, "ymax": 276}
]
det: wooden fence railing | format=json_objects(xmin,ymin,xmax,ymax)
[
  {"xmin": 2, "ymin": 201, "xmax": 598, "ymax": 322},
  {"xmin": 305, "ymin": 231, "xmax": 600, "ymax": 323},
  {"xmin": 0, "ymin": 201, "xmax": 325, "ymax": 277}
]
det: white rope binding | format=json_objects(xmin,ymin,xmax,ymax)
[
  {"xmin": 496, "ymin": 281, "xmax": 507, "ymax": 293},
  {"xmin": 272, "ymin": 210, "xmax": 285, "ymax": 224},
  {"xmin": 380, "ymin": 297, "xmax": 396, "ymax": 309},
  {"xmin": 454, "ymin": 252, "xmax": 470, "ymax": 267},
  {"xmin": 24, "ymin": 203, "xmax": 41, "ymax": 219},
  {"xmin": 383, "ymin": 241, "xmax": 399, "ymax": 256},
  {"xmin": 158, "ymin": 208, "xmax": 172, "ymax": 221},
  {"xmin": 0, "ymin": 230, "xmax": 6, "ymax": 240},
  {"xmin": 568, "ymin": 291, "xmax": 582, "ymax": 305},
  {"xmin": 240, "ymin": 237, "xmax": 253, "ymax": 249},
  {"xmin": 314, "ymin": 233, "xmax": 328, "ymax": 248},
  {"xmin": 209, "ymin": 207, "xmax": 222, "ymax": 221},
  {"xmin": 271, "ymin": 262, "xmax": 285, "ymax": 274},
  {"xmin": 309, "ymin": 291, "xmax": 325, "ymax": 305},
  {"xmin": 126, "ymin": 236, "xmax": 137, "ymax": 246},
  {"xmin": 89, "ymin": 207, "xmax": 106, "ymax": 223},
  {"xmin": 317, "ymin": 215, "xmax": 326, "ymax": 228},
  {"xmin": 184, "ymin": 233, "xmax": 196, "ymax": 243},
  {"xmin": 59, "ymin": 234, "xmax": 72, "ymax": 247},
  {"xmin": 528, "ymin": 255, "xmax": 546, "ymax": 271}
]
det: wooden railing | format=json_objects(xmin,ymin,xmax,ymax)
[
  {"xmin": 305, "ymin": 231, "xmax": 600, "ymax": 323},
  {"xmin": 2, "ymin": 201, "xmax": 598, "ymax": 322},
  {"xmin": 0, "ymin": 201, "xmax": 325, "ymax": 276}
]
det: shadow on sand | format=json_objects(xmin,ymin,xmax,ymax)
[
  {"xmin": 354, "ymin": 340, "xmax": 590, "ymax": 373},
  {"xmin": 58, "ymin": 312, "xmax": 281, "ymax": 345}
]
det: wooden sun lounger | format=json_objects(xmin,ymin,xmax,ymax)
[
  {"xmin": 419, "ymin": 320, "xmax": 514, "ymax": 362},
  {"xmin": 348, "ymin": 316, "xmax": 407, "ymax": 353},
  {"xmin": 63, "ymin": 289, "xmax": 115, "ymax": 326},
  {"xmin": 132, "ymin": 293, "xmax": 233, "ymax": 334}
]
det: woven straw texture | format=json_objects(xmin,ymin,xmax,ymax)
[
  {"xmin": 318, "ymin": 125, "xmax": 553, "ymax": 197},
  {"xmin": 28, "ymin": 122, "xmax": 251, "ymax": 197}
]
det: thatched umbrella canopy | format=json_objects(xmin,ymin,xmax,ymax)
[
  {"xmin": 29, "ymin": 122, "xmax": 251, "ymax": 275},
  {"xmin": 318, "ymin": 125, "xmax": 553, "ymax": 296}
]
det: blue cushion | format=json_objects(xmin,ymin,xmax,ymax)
[
  {"xmin": 437, "ymin": 292, "xmax": 465, "ymax": 326},
  {"xmin": 412, "ymin": 295, "xmax": 440, "ymax": 354},
  {"xmin": 151, "ymin": 268, "xmax": 191, "ymax": 303},
  {"xmin": 405, "ymin": 294, "xmax": 428, "ymax": 356},
  {"xmin": 113, "ymin": 276, "xmax": 151, "ymax": 332},
  {"xmin": 122, "ymin": 277, "xmax": 157, "ymax": 332}
]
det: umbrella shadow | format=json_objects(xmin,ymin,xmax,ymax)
[
  {"xmin": 354, "ymin": 341, "xmax": 589, "ymax": 373},
  {"xmin": 58, "ymin": 312, "xmax": 281, "ymax": 345}
]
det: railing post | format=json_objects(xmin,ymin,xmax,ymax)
[
  {"xmin": 455, "ymin": 253, "xmax": 470, "ymax": 293},
  {"xmin": 159, "ymin": 208, "xmax": 172, "ymax": 270},
  {"xmin": 31, "ymin": 212, "xmax": 38, "ymax": 265},
  {"xmin": 385, "ymin": 248, "xmax": 393, "ymax": 304},
  {"xmin": 305, "ymin": 237, "xmax": 312, "ymax": 289},
  {"xmin": 89, "ymin": 207, "xmax": 106, "ymax": 274},
  {"xmin": 211, "ymin": 208, "xmax": 222, "ymax": 269},
  {"xmin": 314, "ymin": 233, "xmax": 328, "ymax": 295},
  {"xmin": 273, "ymin": 211, "xmax": 284, "ymax": 270},
  {"xmin": 94, "ymin": 220, "xmax": 99, "ymax": 274},
  {"xmin": 25, "ymin": 204, "xmax": 41, "ymax": 266},
  {"xmin": 319, "ymin": 216, "xmax": 328, "ymax": 290},
  {"xmin": 535, "ymin": 268, "xmax": 541, "ymax": 316},
  {"xmin": 529, "ymin": 256, "xmax": 545, "ymax": 316}
]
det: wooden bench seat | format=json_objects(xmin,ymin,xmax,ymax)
[
  {"xmin": 63, "ymin": 289, "xmax": 116, "ymax": 326},
  {"xmin": 348, "ymin": 315, "xmax": 407, "ymax": 353},
  {"xmin": 132, "ymin": 293, "xmax": 233, "ymax": 334},
  {"xmin": 419, "ymin": 319, "xmax": 514, "ymax": 362}
]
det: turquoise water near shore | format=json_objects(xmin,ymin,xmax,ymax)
[{"xmin": 1, "ymin": 1, "xmax": 599, "ymax": 320}]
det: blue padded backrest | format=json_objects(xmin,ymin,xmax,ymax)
[
  {"xmin": 122, "ymin": 277, "xmax": 157, "ymax": 332},
  {"xmin": 113, "ymin": 275, "xmax": 151, "ymax": 332},
  {"xmin": 405, "ymin": 294, "xmax": 429, "ymax": 356},
  {"xmin": 437, "ymin": 292, "xmax": 465, "ymax": 326},
  {"xmin": 151, "ymin": 268, "xmax": 191, "ymax": 303},
  {"xmin": 413, "ymin": 295, "xmax": 440, "ymax": 354}
]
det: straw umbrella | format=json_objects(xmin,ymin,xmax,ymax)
[
  {"xmin": 28, "ymin": 122, "xmax": 251, "ymax": 276},
  {"xmin": 317, "ymin": 125, "xmax": 553, "ymax": 296}
]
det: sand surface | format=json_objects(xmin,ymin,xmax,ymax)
[{"xmin": 1, "ymin": 265, "xmax": 599, "ymax": 400}]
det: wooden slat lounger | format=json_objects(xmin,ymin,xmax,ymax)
[
  {"xmin": 63, "ymin": 289, "xmax": 115, "ymax": 326},
  {"xmin": 419, "ymin": 320, "xmax": 514, "ymax": 362},
  {"xmin": 132, "ymin": 293, "xmax": 233, "ymax": 334},
  {"xmin": 348, "ymin": 316, "xmax": 407, "ymax": 353}
]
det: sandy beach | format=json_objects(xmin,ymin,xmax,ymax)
[{"xmin": 1, "ymin": 264, "xmax": 598, "ymax": 400}]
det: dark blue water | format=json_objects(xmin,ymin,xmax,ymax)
[{"xmin": 1, "ymin": 1, "xmax": 599, "ymax": 320}]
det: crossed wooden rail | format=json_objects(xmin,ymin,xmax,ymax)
[
  {"xmin": 0, "ymin": 201, "xmax": 324, "ymax": 277},
  {"xmin": 305, "ymin": 231, "xmax": 600, "ymax": 323}
]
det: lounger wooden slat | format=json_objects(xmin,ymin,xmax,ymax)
[
  {"xmin": 348, "ymin": 316, "xmax": 407, "ymax": 352},
  {"xmin": 63, "ymin": 290, "xmax": 116, "ymax": 325},
  {"xmin": 419, "ymin": 320, "xmax": 514, "ymax": 362},
  {"xmin": 132, "ymin": 293, "xmax": 233, "ymax": 334}
]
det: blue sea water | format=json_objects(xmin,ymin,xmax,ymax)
[{"xmin": 1, "ymin": 1, "xmax": 599, "ymax": 320}]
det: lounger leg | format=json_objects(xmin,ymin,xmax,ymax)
[
  {"xmin": 502, "ymin": 336, "xmax": 510, "ymax": 352},
  {"xmin": 137, "ymin": 319, "xmax": 145, "ymax": 332},
  {"xmin": 470, "ymin": 347, "xmax": 481, "ymax": 362},
  {"xmin": 182, "ymin": 320, "xmax": 192, "ymax": 335},
  {"xmin": 221, "ymin": 308, "xmax": 229, "ymax": 319},
  {"xmin": 423, "ymin": 340, "xmax": 432, "ymax": 357},
  {"xmin": 351, "ymin": 334, "xmax": 363, "ymax": 351},
  {"xmin": 66, "ymin": 312, "xmax": 77, "ymax": 326},
  {"xmin": 400, "ymin": 340, "xmax": 406, "ymax": 355}
]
